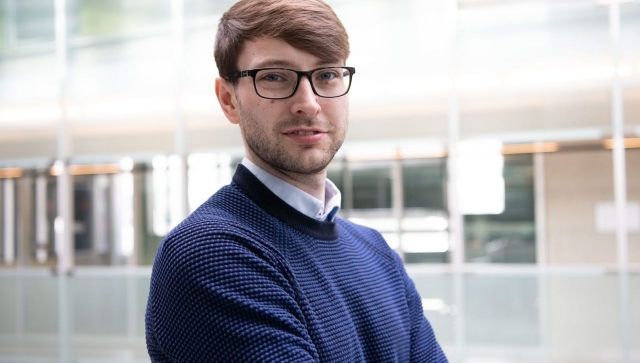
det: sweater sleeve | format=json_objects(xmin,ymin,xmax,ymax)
[
  {"xmin": 392, "ymin": 252, "xmax": 449, "ymax": 363},
  {"xmin": 145, "ymin": 225, "xmax": 319, "ymax": 363}
]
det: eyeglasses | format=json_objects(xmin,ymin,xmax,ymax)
[{"xmin": 225, "ymin": 66, "xmax": 356, "ymax": 100}]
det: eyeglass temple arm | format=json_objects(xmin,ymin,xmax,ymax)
[{"xmin": 226, "ymin": 70, "xmax": 250, "ymax": 80}]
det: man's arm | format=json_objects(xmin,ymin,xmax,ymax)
[{"xmin": 145, "ymin": 228, "xmax": 318, "ymax": 363}]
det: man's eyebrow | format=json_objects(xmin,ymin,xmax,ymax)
[
  {"xmin": 252, "ymin": 59, "xmax": 297, "ymax": 69},
  {"xmin": 251, "ymin": 59, "xmax": 343, "ymax": 69}
]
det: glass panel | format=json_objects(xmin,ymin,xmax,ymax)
[
  {"xmin": 72, "ymin": 277, "xmax": 129, "ymax": 335},
  {"xmin": 184, "ymin": 0, "xmax": 236, "ymax": 21},
  {"xmin": 546, "ymin": 149, "xmax": 616, "ymax": 265},
  {"xmin": 73, "ymin": 175, "xmax": 114, "ymax": 266},
  {"xmin": 631, "ymin": 274, "xmax": 640, "ymax": 363},
  {"xmin": 458, "ymin": 0, "xmax": 613, "ymax": 138},
  {"xmin": 0, "ymin": 180, "xmax": 5, "ymax": 264},
  {"xmin": 15, "ymin": 0, "xmax": 55, "ymax": 43},
  {"xmin": 464, "ymin": 153, "xmax": 536, "ymax": 263},
  {"xmin": 327, "ymin": 0, "xmax": 450, "ymax": 142},
  {"xmin": 622, "ymin": 3, "xmax": 640, "ymax": 266},
  {"xmin": 351, "ymin": 162, "xmax": 392, "ymax": 210},
  {"xmin": 546, "ymin": 274, "xmax": 623, "ymax": 362},
  {"xmin": 1, "ymin": 178, "xmax": 18, "ymax": 266},
  {"xmin": 24, "ymin": 277, "xmax": 58, "ymax": 334},
  {"xmin": 141, "ymin": 166, "xmax": 163, "ymax": 265},
  {"xmin": 0, "ymin": 269, "xmax": 634, "ymax": 361},
  {"xmin": 628, "ymin": 149, "xmax": 640, "ymax": 264},
  {"xmin": 401, "ymin": 159, "xmax": 450, "ymax": 263},
  {"xmin": 0, "ymin": 278, "xmax": 17, "ymax": 335},
  {"xmin": 71, "ymin": 0, "xmax": 171, "ymax": 36},
  {"xmin": 188, "ymin": 153, "xmax": 220, "ymax": 213},
  {"xmin": 409, "ymin": 272, "xmax": 455, "ymax": 349},
  {"xmin": 0, "ymin": 5, "xmax": 5, "ymax": 50},
  {"xmin": 0, "ymin": 1, "xmax": 58, "ymax": 129},
  {"xmin": 0, "ymin": 274, "xmax": 59, "ymax": 360},
  {"xmin": 402, "ymin": 158, "xmax": 446, "ymax": 210},
  {"xmin": 66, "ymin": 35, "xmax": 175, "ymax": 116},
  {"xmin": 465, "ymin": 274, "xmax": 539, "ymax": 347}
]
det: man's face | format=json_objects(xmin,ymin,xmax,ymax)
[{"xmin": 225, "ymin": 37, "xmax": 349, "ymax": 176}]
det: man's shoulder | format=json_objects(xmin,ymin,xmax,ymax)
[
  {"xmin": 155, "ymin": 183, "xmax": 277, "ymax": 258},
  {"xmin": 336, "ymin": 218, "xmax": 400, "ymax": 265},
  {"xmin": 336, "ymin": 218, "xmax": 385, "ymax": 243}
]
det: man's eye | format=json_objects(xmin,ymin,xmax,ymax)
[
  {"xmin": 317, "ymin": 71, "xmax": 338, "ymax": 81},
  {"xmin": 261, "ymin": 73, "xmax": 285, "ymax": 82}
]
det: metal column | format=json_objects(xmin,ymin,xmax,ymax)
[
  {"xmin": 172, "ymin": 0, "xmax": 188, "ymax": 222},
  {"xmin": 534, "ymin": 152, "xmax": 550, "ymax": 360},
  {"xmin": 54, "ymin": 0, "xmax": 74, "ymax": 362},
  {"xmin": 2, "ymin": 178, "xmax": 15, "ymax": 265},
  {"xmin": 391, "ymin": 157, "xmax": 404, "ymax": 259},
  {"xmin": 609, "ymin": 1, "xmax": 631, "ymax": 362},
  {"xmin": 446, "ymin": 1, "xmax": 465, "ymax": 362}
]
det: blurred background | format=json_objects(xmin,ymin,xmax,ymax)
[{"xmin": 0, "ymin": 0, "xmax": 639, "ymax": 362}]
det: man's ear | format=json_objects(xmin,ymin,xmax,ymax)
[{"xmin": 215, "ymin": 77, "xmax": 241, "ymax": 125}]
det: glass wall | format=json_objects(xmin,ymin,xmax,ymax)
[{"xmin": 464, "ymin": 154, "xmax": 536, "ymax": 264}]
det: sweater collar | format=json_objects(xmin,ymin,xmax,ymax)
[
  {"xmin": 240, "ymin": 158, "xmax": 341, "ymax": 221},
  {"xmin": 232, "ymin": 164, "xmax": 339, "ymax": 241}
]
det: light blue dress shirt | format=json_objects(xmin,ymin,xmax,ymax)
[{"xmin": 241, "ymin": 158, "xmax": 341, "ymax": 222}]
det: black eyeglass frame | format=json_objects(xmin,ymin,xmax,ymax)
[{"xmin": 225, "ymin": 66, "xmax": 356, "ymax": 100}]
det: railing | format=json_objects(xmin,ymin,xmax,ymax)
[{"xmin": 0, "ymin": 267, "xmax": 638, "ymax": 363}]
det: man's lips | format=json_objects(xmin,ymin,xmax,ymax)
[
  {"xmin": 282, "ymin": 128, "xmax": 327, "ymax": 144},
  {"xmin": 282, "ymin": 127, "xmax": 326, "ymax": 135}
]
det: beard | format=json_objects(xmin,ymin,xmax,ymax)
[{"xmin": 238, "ymin": 101, "xmax": 347, "ymax": 175}]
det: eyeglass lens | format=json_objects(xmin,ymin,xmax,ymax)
[{"xmin": 254, "ymin": 67, "xmax": 351, "ymax": 99}]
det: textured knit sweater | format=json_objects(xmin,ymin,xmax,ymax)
[{"xmin": 145, "ymin": 164, "xmax": 448, "ymax": 363}]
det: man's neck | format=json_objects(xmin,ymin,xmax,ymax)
[{"xmin": 245, "ymin": 154, "xmax": 326, "ymax": 202}]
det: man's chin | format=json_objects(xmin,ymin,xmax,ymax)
[{"xmin": 277, "ymin": 154, "xmax": 332, "ymax": 175}]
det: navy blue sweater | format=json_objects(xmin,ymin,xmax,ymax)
[{"xmin": 145, "ymin": 165, "xmax": 447, "ymax": 362}]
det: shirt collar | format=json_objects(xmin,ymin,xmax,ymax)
[{"xmin": 241, "ymin": 158, "xmax": 341, "ymax": 221}]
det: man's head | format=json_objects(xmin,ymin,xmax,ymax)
[
  {"xmin": 214, "ymin": 0, "xmax": 349, "ymax": 81},
  {"xmin": 214, "ymin": 0, "xmax": 352, "ymax": 182}
]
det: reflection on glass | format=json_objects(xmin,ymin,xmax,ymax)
[
  {"xmin": 91, "ymin": 174, "xmax": 109, "ymax": 255},
  {"xmin": 381, "ymin": 233, "xmax": 400, "ymax": 250},
  {"xmin": 187, "ymin": 153, "xmax": 232, "ymax": 213},
  {"xmin": 349, "ymin": 217, "xmax": 398, "ymax": 232},
  {"xmin": 465, "ymin": 154, "xmax": 536, "ymax": 263},
  {"xmin": 401, "ymin": 216, "xmax": 448, "ymax": 231},
  {"xmin": 151, "ymin": 155, "xmax": 169, "ymax": 236},
  {"xmin": 457, "ymin": 140, "xmax": 505, "ymax": 215},
  {"xmin": 2, "ymin": 179, "xmax": 16, "ymax": 264},
  {"xmin": 401, "ymin": 232, "xmax": 449, "ymax": 253},
  {"xmin": 35, "ymin": 175, "xmax": 48, "ymax": 263},
  {"xmin": 168, "ymin": 155, "xmax": 184, "ymax": 232},
  {"xmin": 113, "ymin": 172, "xmax": 134, "ymax": 258},
  {"xmin": 188, "ymin": 153, "xmax": 218, "ymax": 213}
]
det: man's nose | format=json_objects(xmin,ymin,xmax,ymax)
[{"xmin": 290, "ymin": 75, "xmax": 321, "ymax": 117}]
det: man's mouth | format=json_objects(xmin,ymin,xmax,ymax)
[{"xmin": 291, "ymin": 131, "xmax": 320, "ymax": 135}]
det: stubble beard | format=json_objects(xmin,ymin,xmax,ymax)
[{"xmin": 238, "ymin": 101, "xmax": 347, "ymax": 175}]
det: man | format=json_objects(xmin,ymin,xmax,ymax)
[{"xmin": 145, "ymin": 0, "xmax": 448, "ymax": 362}]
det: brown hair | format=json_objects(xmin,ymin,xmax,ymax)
[{"xmin": 214, "ymin": 0, "xmax": 350, "ymax": 80}]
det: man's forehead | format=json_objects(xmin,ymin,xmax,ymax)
[{"xmin": 239, "ymin": 37, "xmax": 344, "ymax": 69}]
